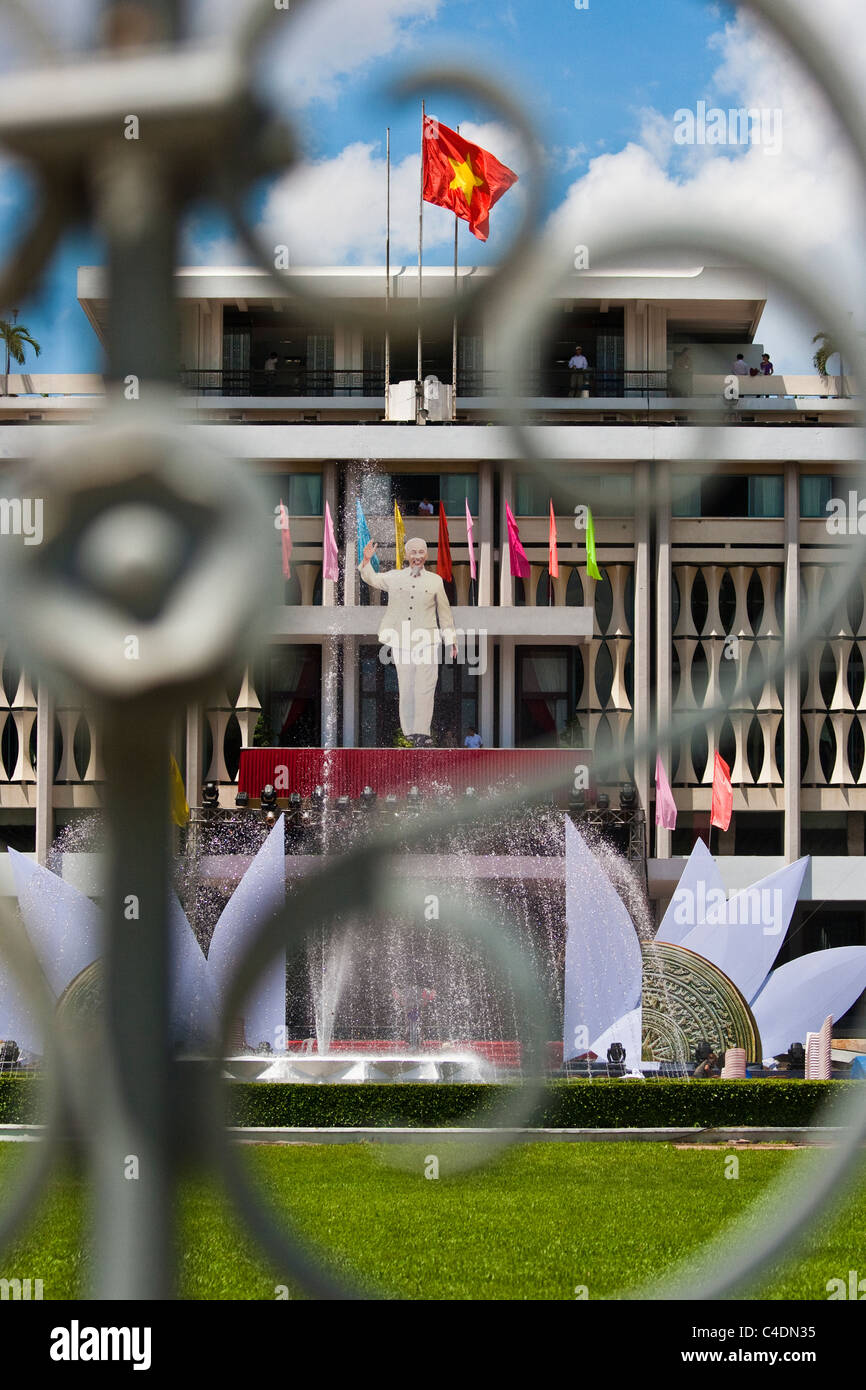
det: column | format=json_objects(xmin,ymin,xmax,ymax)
[
  {"xmin": 477, "ymin": 460, "xmax": 494, "ymax": 745},
  {"xmin": 342, "ymin": 461, "xmax": 358, "ymax": 747},
  {"xmin": 35, "ymin": 681, "xmax": 54, "ymax": 866},
  {"xmin": 784, "ymin": 461, "xmax": 801, "ymax": 862},
  {"xmin": 499, "ymin": 637, "xmax": 515, "ymax": 748},
  {"xmin": 655, "ymin": 463, "xmax": 673, "ymax": 859},
  {"xmin": 185, "ymin": 701, "xmax": 203, "ymax": 810},
  {"xmin": 633, "ymin": 468, "xmax": 650, "ymax": 853},
  {"xmin": 478, "ymin": 460, "xmax": 493, "ymax": 607}
]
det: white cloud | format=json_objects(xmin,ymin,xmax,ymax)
[{"xmin": 546, "ymin": 0, "xmax": 866, "ymax": 371}]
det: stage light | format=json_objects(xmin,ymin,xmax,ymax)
[
  {"xmin": 607, "ymin": 1042, "xmax": 626, "ymax": 1065},
  {"xmin": 385, "ymin": 794, "xmax": 398, "ymax": 814},
  {"xmin": 202, "ymin": 782, "xmax": 219, "ymax": 808},
  {"xmin": 336, "ymin": 795, "xmax": 351, "ymax": 813},
  {"xmin": 465, "ymin": 786, "xmax": 477, "ymax": 798},
  {"xmin": 360, "ymin": 785, "xmax": 377, "ymax": 807},
  {"xmin": 788, "ymin": 1042, "xmax": 806, "ymax": 1068},
  {"xmin": 694, "ymin": 1040, "xmax": 711, "ymax": 1064},
  {"xmin": 569, "ymin": 788, "xmax": 586, "ymax": 811},
  {"xmin": 407, "ymin": 786, "xmax": 421, "ymax": 806},
  {"xmin": 311, "ymin": 785, "xmax": 325, "ymax": 804},
  {"xmin": 288, "ymin": 792, "xmax": 301, "ymax": 807},
  {"xmin": 260, "ymin": 784, "xmax": 277, "ymax": 810},
  {"xmin": 597, "ymin": 792, "xmax": 610, "ymax": 810},
  {"xmin": 619, "ymin": 782, "xmax": 637, "ymax": 809},
  {"xmin": 235, "ymin": 791, "xmax": 249, "ymax": 808},
  {"xmin": 264, "ymin": 811, "xmax": 276, "ymax": 826}
]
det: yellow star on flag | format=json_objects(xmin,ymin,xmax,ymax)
[{"xmin": 449, "ymin": 153, "xmax": 484, "ymax": 207}]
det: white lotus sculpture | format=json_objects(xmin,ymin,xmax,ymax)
[
  {"xmin": 0, "ymin": 815, "xmax": 287, "ymax": 1056},
  {"xmin": 564, "ymin": 821, "xmax": 866, "ymax": 1063}
]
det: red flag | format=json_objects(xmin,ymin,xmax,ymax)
[
  {"xmin": 436, "ymin": 502, "xmax": 453, "ymax": 583},
  {"xmin": 422, "ymin": 116, "xmax": 518, "ymax": 242},
  {"xmin": 548, "ymin": 499, "xmax": 559, "ymax": 578},
  {"xmin": 278, "ymin": 498, "xmax": 292, "ymax": 579},
  {"xmin": 710, "ymin": 752, "xmax": 733, "ymax": 831}
]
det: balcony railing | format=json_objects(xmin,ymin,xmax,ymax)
[{"xmin": 180, "ymin": 368, "xmax": 384, "ymax": 397}]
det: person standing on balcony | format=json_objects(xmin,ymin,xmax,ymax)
[
  {"xmin": 568, "ymin": 345, "xmax": 589, "ymax": 396},
  {"xmin": 464, "ymin": 727, "xmax": 483, "ymax": 748},
  {"xmin": 732, "ymin": 353, "xmax": 750, "ymax": 375},
  {"xmin": 759, "ymin": 353, "xmax": 774, "ymax": 375},
  {"xmin": 359, "ymin": 537, "xmax": 457, "ymax": 747},
  {"xmin": 418, "ymin": 498, "xmax": 434, "ymax": 515}
]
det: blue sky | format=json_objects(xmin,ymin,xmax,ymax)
[{"xmin": 0, "ymin": 0, "xmax": 860, "ymax": 373}]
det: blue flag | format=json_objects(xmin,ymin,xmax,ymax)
[{"xmin": 356, "ymin": 497, "xmax": 379, "ymax": 571}]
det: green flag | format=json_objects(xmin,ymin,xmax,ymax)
[{"xmin": 585, "ymin": 505, "xmax": 602, "ymax": 581}]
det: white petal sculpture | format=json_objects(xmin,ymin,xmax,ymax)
[
  {"xmin": 750, "ymin": 947, "xmax": 866, "ymax": 1058},
  {"xmin": 206, "ymin": 814, "xmax": 286, "ymax": 1051},
  {"xmin": 655, "ymin": 838, "xmax": 723, "ymax": 946},
  {"xmin": 168, "ymin": 892, "xmax": 219, "ymax": 1050},
  {"xmin": 9, "ymin": 847, "xmax": 101, "ymax": 998},
  {"xmin": 0, "ymin": 964, "xmax": 43, "ymax": 1056},
  {"xmin": 563, "ymin": 819, "xmax": 642, "ymax": 1062},
  {"xmin": 678, "ymin": 857, "xmax": 809, "ymax": 1006}
]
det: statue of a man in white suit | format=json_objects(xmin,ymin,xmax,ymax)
[{"xmin": 359, "ymin": 536, "xmax": 457, "ymax": 746}]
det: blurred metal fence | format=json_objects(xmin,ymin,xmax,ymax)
[{"xmin": 0, "ymin": 0, "xmax": 862, "ymax": 1302}]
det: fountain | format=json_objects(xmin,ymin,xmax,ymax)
[{"xmin": 5, "ymin": 790, "xmax": 866, "ymax": 1082}]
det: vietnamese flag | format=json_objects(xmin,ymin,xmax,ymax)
[
  {"xmin": 436, "ymin": 502, "xmax": 453, "ymax": 583},
  {"xmin": 710, "ymin": 752, "xmax": 733, "ymax": 832},
  {"xmin": 548, "ymin": 500, "xmax": 559, "ymax": 578},
  {"xmin": 422, "ymin": 116, "xmax": 518, "ymax": 242}
]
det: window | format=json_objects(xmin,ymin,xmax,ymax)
[
  {"xmin": 254, "ymin": 645, "xmax": 322, "ymax": 747},
  {"xmin": 748, "ymin": 476, "xmax": 784, "ymax": 518},
  {"xmin": 516, "ymin": 647, "xmax": 581, "ymax": 747},
  {"xmin": 515, "ymin": 472, "xmax": 632, "ymax": 516},
  {"xmin": 672, "ymin": 474, "xmax": 782, "ymax": 517},
  {"xmin": 440, "ymin": 473, "xmax": 479, "ymax": 514},
  {"xmin": 264, "ymin": 473, "xmax": 322, "ymax": 517},
  {"xmin": 800, "ymin": 475, "xmax": 855, "ymax": 518}
]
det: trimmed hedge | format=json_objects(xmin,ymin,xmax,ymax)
[
  {"xmin": 0, "ymin": 1075, "xmax": 858, "ymax": 1130},
  {"xmin": 228, "ymin": 1079, "xmax": 859, "ymax": 1130}
]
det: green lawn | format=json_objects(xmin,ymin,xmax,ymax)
[{"xmin": 0, "ymin": 1143, "xmax": 864, "ymax": 1299}]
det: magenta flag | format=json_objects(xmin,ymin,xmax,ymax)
[
  {"xmin": 655, "ymin": 752, "xmax": 677, "ymax": 830},
  {"xmin": 465, "ymin": 498, "xmax": 477, "ymax": 581},
  {"xmin": 322, "ymin": 500, "xmax": 339, "ymax": 581},
  {"xmin": 505, "ymin": 500, "xmax": 530, "ymax": 579}
]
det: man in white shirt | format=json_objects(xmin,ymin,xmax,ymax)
[
  {"xmin": 732, "ymin": 353, "xmax": 750, "ymax": 375},
  {"xmin": 568, "ymin": 346, "xmax": 589, "ymax": 396},
  {"xmin": 359, "ymin": 537, "xmax": 457, "ymax": 746}
]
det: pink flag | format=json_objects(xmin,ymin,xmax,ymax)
[
  {"xmin": 279, "ymin": 498, "xmax": 292, "ymax": 580},
  {"xmin": 655, "ymin": 752, "xmax": 677, "ymax": 830},
  {"xmin": 322, "ymin": 500, "xmax": 339, "ymax": 581},
  {"xmin": 505, "ymin": 500, "xmax": 530, "ymax": 579},
  {"xmin": 465, "ymin": 497, "xmax": 477, "ymax": 581}
]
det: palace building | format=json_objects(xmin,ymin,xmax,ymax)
[{"xmin": 0, "ymin": 259, "xmax": 863, "ymax": 1030}]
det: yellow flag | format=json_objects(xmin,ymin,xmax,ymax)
[
  {"xmin": 169, "ymin": 754, "xmax": 190, "ymax": 827},
  {"xmin": 394, "ymin": 501, "xmax": 406, "ymax": 568}
]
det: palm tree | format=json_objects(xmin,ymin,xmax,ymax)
[
  {"xmin": 0, "ymin": 310, "xmax": 41, "ymax": 394},
  {"xmin": 812, "ymin": 331, "xmax": 839, "ymax": 379}
]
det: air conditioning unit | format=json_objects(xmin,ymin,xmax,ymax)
[{"xmin": 423, "ymin": 375, "xmax": 452, "ymax": 422}]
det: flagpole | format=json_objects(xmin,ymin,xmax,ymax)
[
  {"xmin": 385, "ymin": 125, "xmax": 391, "ymax": 417},
  {"xmin": 451, "ymin": 124, "xmax": 459, "ymax": 422},
  {"xmin": 417, "ymin": 98, "xmax": 425, "ymax": 396}
]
